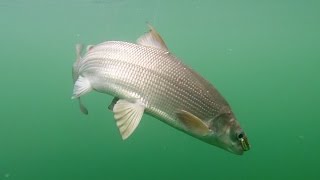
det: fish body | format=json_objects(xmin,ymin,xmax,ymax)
[{"xmin": 72, "ymin": 25, "xmax": 250, "ymax": 155}]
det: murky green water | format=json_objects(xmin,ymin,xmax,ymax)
[{"xmin": 1, "ymin": 0, "xmax": 319, "ymax": 179}]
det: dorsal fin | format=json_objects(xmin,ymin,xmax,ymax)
[{"xmin": 136, "ymin": 24, "xmax": 169, "ymax": 51}]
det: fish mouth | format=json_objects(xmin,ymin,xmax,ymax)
[
  {"xmin": 228, "ymin": 136, "xmax": 250, "ymax": 155},
  {"xmin": 239, "ymin": 136, "xmax": 250, "ymax": 151}
]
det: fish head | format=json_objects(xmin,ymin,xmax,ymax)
[{"xmin": 206, "ymin": 112, "xmax": 250, "ymax": 155}]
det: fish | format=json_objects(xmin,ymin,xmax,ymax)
[{"xmin": 72, "ymin": 25, "xmax": 250, "ymax": 155}]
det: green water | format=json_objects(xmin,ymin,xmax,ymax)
[{"xmin": 1, "ymin": 0, "xmax": 319, "ymax": 179}]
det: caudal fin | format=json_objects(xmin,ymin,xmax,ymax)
[
  {"xmin": 78, "ymin": 97, "xmax": 88, "ymax": 115},
  {"xmin": 72, "ymin": 44, "xmax": 89, "ymax": 115},
  {"xmin": 72, "ymin": 44, "xmax": 83, "ymax": 82},
  {"xmin": 75, "ymin": 43, "xmax": 83, "ymax": 60}
]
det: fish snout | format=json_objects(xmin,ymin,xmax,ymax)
[{"xmin": 237, "ymin": 132, "xmax": 250, "ymax": 151}]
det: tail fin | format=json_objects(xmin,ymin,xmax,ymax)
[
  {"xmin": 75, "ymin": 44, "xmax": 83, "ymax": 59},
  {"xmin": 78, "ymin": 97, "xmax": 88, "ymax": 115},
  {"xmin": 72, "ymin": 44, "xmax": 89, "ymax": 115},
  {"xmin": 73, "ymin": 44, "xmax": 83, "ymax": 82}
]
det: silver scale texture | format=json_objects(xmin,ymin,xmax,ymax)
[{"xmin": 78, "ymin": 41, "xmax": 230, "ymax": 127}]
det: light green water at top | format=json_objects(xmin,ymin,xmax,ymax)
[{"xmin": 0, "ymin": 0, "xmax": 319, "ymax": 179}]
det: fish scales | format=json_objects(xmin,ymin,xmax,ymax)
[{"xmin": 79, "ymin": 41, "xmax": 225, "ymax": 123}]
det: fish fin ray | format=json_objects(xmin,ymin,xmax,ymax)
[
  {"xmin": 72, "ymin": 76, "xmax": 92, "ymax": 99},
  {"xmin": 176, "ymin": 110, "xmax": 211, "ymax": 136},
  {"xmin": 136, "ymin": 24, "xmax": 169, "ymax": 51},
  {"xmin": 113, "ymin": 99, "xmax": 145, "ymax": 140}
]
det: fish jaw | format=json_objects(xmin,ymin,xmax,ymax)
[{"xmin": 194, "ymin": 113, "xmax": 249, "ymax": 155}]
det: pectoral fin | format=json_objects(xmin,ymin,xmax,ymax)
[
  {"xmin": 113, "ymin": 99, "xmax": 145, "ymax": 140},
  {"xmin": 136, "ymin": 24, "xmax": 169, "ymax": 52},
  {"xmin": 176, "ymin": 110, "xmax": 211, "ymax": 136}
]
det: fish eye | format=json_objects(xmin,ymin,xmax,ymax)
[{"xmin": 237, "ymin": 132, "xmax": 244, "ymax": 139}]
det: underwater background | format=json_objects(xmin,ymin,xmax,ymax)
[{"xmin": 0, "ymin": 0, "xmax": 319, "ymax": 179}]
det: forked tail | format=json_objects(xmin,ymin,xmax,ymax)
[{"xmin": 72, "ymin": 44, "xmax": 89, "ymax": 115}]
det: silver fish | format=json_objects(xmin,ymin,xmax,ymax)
[{"xmin": 72, "ymin": 25, "xmax": 250, "ymax": 155}]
